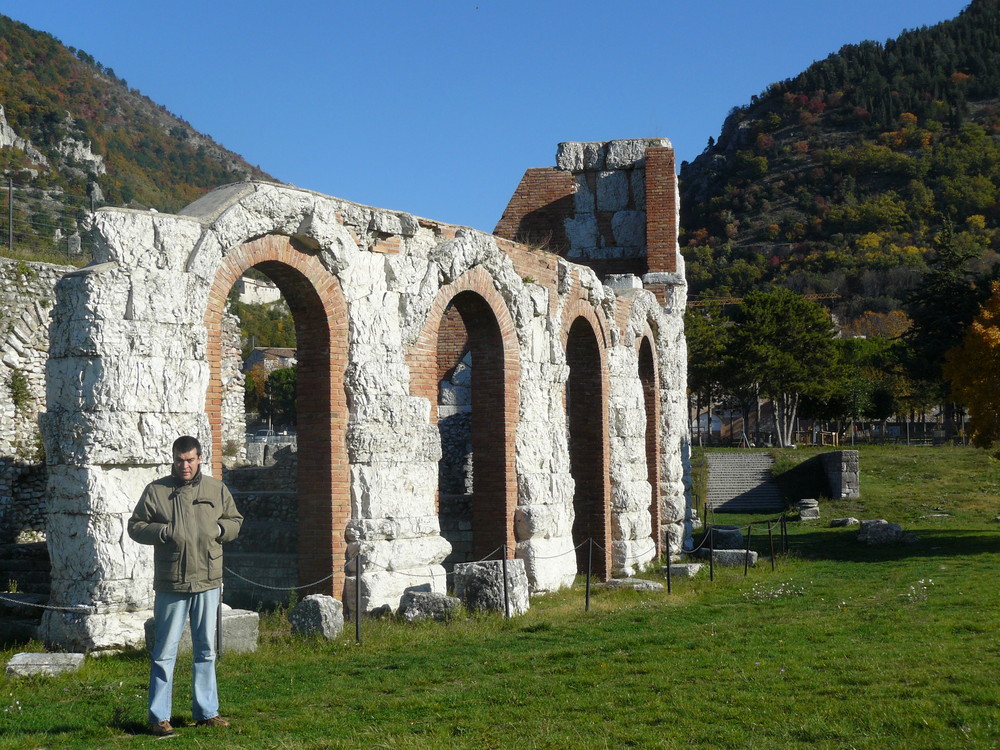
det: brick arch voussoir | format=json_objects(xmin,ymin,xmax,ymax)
[{"xmin": 408, "ymin": 265, "xmax": 521, "ymax": 420}]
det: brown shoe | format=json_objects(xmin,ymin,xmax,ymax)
[
  {"xmin": 195, "ymin": 715, "xmax": 230, "ymax": 728},
  {"xmin": 149, "ymin": 720, "xmax": 174, "ymax": 736}
]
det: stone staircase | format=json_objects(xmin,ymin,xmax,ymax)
[
  {"xmin": 705, "ymin": 452, "xmax": 785, "ymax": 512},
  {"xmin": 0, "ymin": 541, "xmax": 51, "ymax": 643}
]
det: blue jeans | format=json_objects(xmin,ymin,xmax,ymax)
[{"xmin": 148, "ymin": 588, "xmax": 220, "ymax": 723}]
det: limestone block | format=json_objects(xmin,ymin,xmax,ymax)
[
  {"xmin": 348, "ymin": 534, "xmax": 451, "ymax": 573},
  {"xmin": 345, "ymin": 360, "xmax": 410, "ymax": 398},
  {"xmin": 612, "ymin": 538, "xmax": 656, "ymax": 577},
  {"xmin": 602, "ymin": 578, "xmax": 663, "ymax": 592},
  {"xmin": 606, "ymin": 138, "xmax": 670, "ymax": 169},
  {"xmin": 830, "ymin": 517, "xmax": 859, "ymax": 527},
  {"xmin": 350, "ymin": 395, "xmax": 430, "ymax": 427},
  {"xmin": 555, "ymin": 141, "xmax": 585, "ymax": 171},
  {"xmin": 612, "ymin": 210, "xmax": 646, "ymax": 247},
  {"xmin": 371, "ymin": 211, "xmax": 404, "ymax": 235},
  {"xmin": 398, "ymin": 589, "xmax": 461, "ymax": 623},
  {"xmin": 126, "ymin": 268, "xmax": 209, "ymax": 325},
  {"xmin": 6, "ymin": 652, "xmax": 85, "ymax": 677},
  {"xmin": 564, "ymin": 215, "xmax": 598, "ymax": 253},
  {"xmin": 46, "ymin": 465, "xmax": 160, "ymax": 516},
  {"xmin": 694, "ymin": 548, "xmax": 758, "ymax": 568},
  {"xmin": 611, "ymin": 507, "xmax": 653, "ymax": 542},
  {"xmin": 47, "ymin": 511, "xmax": 146, "ymax": 586},
  {"xmin": 664, "ymin": 562, "xmax": 702, "ymax": 579},
  {"xmin": 347, "ymin": 422, "xmax": 440, "ymax": 463},
  {"xmin": 47, "ymin": 576, "xmax": 154, "ymax": 613},
  {"xmin": 350, "ymin": 462, "xmax": 438, "ymax": 518},
  {"xmin": 454, "ymin": 559, "xmax": 529, "ymax": 616},
  {"xmin": 515, "ymin": 421, "xmax": 555, "ymax": 473},
  {"xmin": 288, "ymin": 595, "xmax": 344, "ymax": 639},
  {"xmin": 573, "ymin": 173, "xmax": 595, "ymax": 214},
  {"xmin": 345, "ymin": 515, "xmax": 441, "ymax": 543},
  {"xmin": 185, "ymin": 231, "xmax": 224, "ymax": 284},
  {"xmin": 514, "ymin": 502, "xmax": 573, "ymax": 539},
  {"xmin": 46, "ymin": 355, "xmax": 208, "ymax": 413},
  {"xmin": 39, "ymin": 609, "xmax": 150, "ymax": 652},
  {"xmin": 596, "ymin": 171, "xmax": 630, "ymax": 211},
  {"xmin": 516, "ymin": 536, "xmax": 577, "ymax": 592},
  {"xmin": 858, "ymin": 519, "xmax": 908, "ymax": 545},
  {"xmin": 91, "ymin": 210, "xmax": 156, "ymax": 266},
  {"xmin": 42, "ymin": 410, "xmax": 207, "ymax": 466}
]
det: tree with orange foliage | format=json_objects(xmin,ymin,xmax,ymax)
[{"xmin": 943, "ymin": 282, "xmax": 1000, "ymax": 456}]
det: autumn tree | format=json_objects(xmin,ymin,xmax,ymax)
[{"xmin": 943, "ymin": 282, "xmax": 1000, "ymax": 456}]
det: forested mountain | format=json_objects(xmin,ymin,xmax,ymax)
[
  {"xmin": 0, "ymin": 14, "xmax": 275, "ymax": 261},
  {"xmin": 680, "ymin": 0, "xmax": 1000, "ymax": 334}
]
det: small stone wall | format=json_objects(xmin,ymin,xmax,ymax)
[{"xmin": 821, "ymin": 450, "xmax": 860, "ymax": 499}]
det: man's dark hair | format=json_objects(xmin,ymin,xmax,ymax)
[{"xmin": 172, "ymin": 435, "xmax": 202, "ymax": 457}]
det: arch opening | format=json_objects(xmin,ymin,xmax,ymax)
[
  {"xmin": 435, "ymin": 290, "xmax": 512, "ymax": 566},
  {"xmin": 638, "ymin": 336, "xmax": 661, "ymax": 557},
  {"xmin": 206, "ymin": 235, "xmax": 349, "ymax": 607},
  {"xmin": 565, "ymin": 316, "xmax": 609, "ymax": 578}
]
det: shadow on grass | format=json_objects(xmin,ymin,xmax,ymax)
[{"xmin": 787, "ymin": 527, "xmax": 1000, "ymax": 563}]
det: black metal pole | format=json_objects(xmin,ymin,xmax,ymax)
[
  {"xmin": 585, "ymin": 538, "xmax": 593, "ymax": 612},
  {"xmin": 355, "ymin": 558, "xmax": 362, "ymax": 645},
  {"xmin": 501, "ymin": 551, "xmax": 510, "ymax": 620},
  {"xmin": 709, "ymin": 526, "xmax": 715, "ymax": 582},
  {"xmin": 744, "ymin": 525, "xmax": 753, "ymax": 576},
  {"xmin": 665, "ymin": 546, "xmax": 672, "ymax": 595},
  {"xmin": 768, "ymin": 522, "xmax": 776, "ymax": 571}
]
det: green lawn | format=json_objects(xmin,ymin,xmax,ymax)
[{"xmin": 2, "ymin": 445, "xmax": 999, "ymax": 748}]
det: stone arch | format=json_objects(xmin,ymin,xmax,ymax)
[
  {"xmin": 205, "ymin": 234, "xmax": 350, "ymax": 598},
  {"xmin": 409, "ymin": 266, "xmax": 520, "ymax": 562},
  {"xmin": 561, "ymin": 300, "xmax": 611, "ymax": 579}
]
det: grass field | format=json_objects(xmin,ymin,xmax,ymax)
[{"xmin": 1, "ymin": 445, "xmax": 999, "ymax": 748}]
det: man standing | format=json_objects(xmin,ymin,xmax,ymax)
[{"xmin": 128, "ymin": 435, "xmax": 243, "ymax": 737}]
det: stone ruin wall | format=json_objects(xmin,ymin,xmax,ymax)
[
  {"xmin": 0, "ymin": 259, "xmax": 70, "ymax": 543},
  {"xmin": 36, "ymin": 138, "xmax": 692, "ymax": 650}
]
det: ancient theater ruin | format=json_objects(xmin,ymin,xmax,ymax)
[{"xmin": 38, "ymin": 138, "xmax": 691, "ymax": 650}]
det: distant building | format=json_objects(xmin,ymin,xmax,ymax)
[
  {"xmin": 244, "ymin": 346, "xmax": 296, "ymax": 374},
  {"xmin": 236, "ymin": 275, "xmax": 282, "ymax": 305}
]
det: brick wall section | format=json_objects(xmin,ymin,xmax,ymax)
[
  {"xmin": 407, "ymin": 267, "xmax": 521, "ymax": 558},
  {"xmin": 205, "ymin": 234, "xmax": 350, "ymax": 599},
  {"xmin": 494, "ymin": 168, "xmax": 575, "ymax": 252},
  {"xmin": 644, "ymin": 147, "xmax": 678, "ymax": 274}
]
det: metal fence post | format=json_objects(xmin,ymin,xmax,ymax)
[
  {"xmin": 585, "ymin": 538, "xmax": 593, "ymax": 612},
  {"xmin": 355, "ymin": 558, "xmax": 362, "ymax": 645},
  {"xmin": 501, "ymin": 551, "xmax": 510, "ymax": 621},
  {"xmin": 743, "ymin": 525, "xmax": 753, "ymax": 576}
]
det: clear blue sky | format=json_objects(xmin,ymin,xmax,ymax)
[{"xmin": 1, "ymin": 1, "xmax": 971, "ymax": 233}]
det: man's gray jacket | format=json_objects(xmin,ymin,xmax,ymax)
[{"xmin": 128, "ymin": 471, "xmax": 243, "ymax": 593}]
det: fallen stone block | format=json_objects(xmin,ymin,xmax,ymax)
[
  {"xmin": 288, "ymin": 594, "xmax": 344, "ymax": 639},
  {"xmin": 858, "ymin": 519, "xmax": 908, "ymax": 545},
  {"xmin": 694, "ymin": 548, "xmax": 759, "ymax": 568},
  {"xmin": 144, "ymin": 605, "xmax": 259, "ymax": 653},
  {"xmin": 6, "ymin": 652, "xmax": 84, "ymax": 677},
  {"xmin": 600, "ymin": 578, "xmax": 664, "ymax": 592},
  {"xmin": 454, "ymin": 559, "xmax": 529, "ymax": 616},
  {"xmin": 830, "ymin": 517, "xmax": 859, "ymax": 527},
  {"xmin": 663, "ymin": 563, "xmax": 702, "ymax": 579},
  {"xmin": 398, "ymin": 590, "xmax": 461, "ymax": 623}
]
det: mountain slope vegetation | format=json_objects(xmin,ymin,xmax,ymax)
[
  {"xmin": 680, "ymin": 0, "xmax": 1000, "ymax": 332},
  {"xmin": 0, "ymin": 14, "xmax": 275, "ymax": 261}
]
